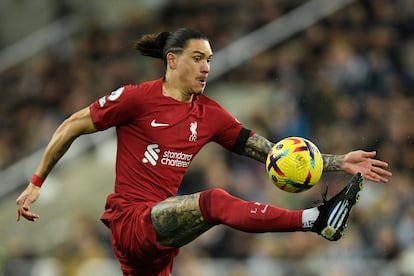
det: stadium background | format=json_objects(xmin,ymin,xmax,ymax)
[{"xmin": 1, "ymin": 0, "xmax": 414, "ymax": 275}]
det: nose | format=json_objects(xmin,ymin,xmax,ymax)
[{"xmin": 201, "ymin": 60, "xmax": 210, "ymax": 73}]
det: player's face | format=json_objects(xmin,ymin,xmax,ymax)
[{"xmin": 176, "ymin": 39, "xmax": 213, "ymax": 95}]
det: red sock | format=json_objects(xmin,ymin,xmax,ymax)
[{"xmin": 199, "ymin": 188, "xmax": 303, "ymax": 232}]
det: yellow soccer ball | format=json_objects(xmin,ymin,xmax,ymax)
[{"xmin": 266, "ymin": 137, "xmax": 323, "ymax": 193}]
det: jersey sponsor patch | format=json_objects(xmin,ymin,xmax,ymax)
[
  {"xmin": 108, "ymin": 87, "xmax": 124, "ymax": 101},
  {"xmin": 98, "ymin": 96, "xmax": 106, "ymax": 107},
  {"xmin": 142, "ymin": 144, "xmax": 160, "ymax": 166},
  {"xmin": 142, "ymin": 144, "xmax": 193, "ymax": 168},
  {"xmin": 98, "ymin": 87, "xmax": 125, "ymax": 107}
]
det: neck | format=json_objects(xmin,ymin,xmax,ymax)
[{"xmin": 163, "ymin": 80, "xmax": 193, "ymax": 103}]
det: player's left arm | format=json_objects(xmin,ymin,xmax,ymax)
[
  {"xmin": 241, "ymin": 133, "xmax": 274, "ymax": 163},
  {"xmin": 241, "ymin": 133, "xmax": 392, "ymax": 183},
  {"xmin": 322, "ymin": 151, "xmax": 391, "ymax": 183}
]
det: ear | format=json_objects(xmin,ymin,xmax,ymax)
[{"xmin": 166, "ymin": 52, "xmax": 177, "ymax": 70}]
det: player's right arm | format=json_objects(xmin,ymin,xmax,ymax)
[{"xmin": 16, "ymin": 107, "xmax": 98, "ymax": 222}]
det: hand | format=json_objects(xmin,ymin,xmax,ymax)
[
  {"xmin": 16, "ymin": 183, "xmax": 41, "ymax": 221},
  {"xmin": 342, "ymin": 150, "xmax": 392, "ymax": 183}
]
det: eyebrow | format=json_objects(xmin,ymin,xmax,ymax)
[{"xmin": 192, "ymin": 50, "xmax": 213, "ymax": 58}]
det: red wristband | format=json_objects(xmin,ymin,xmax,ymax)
[{"xmin": 30, "ymin": 174, "xmax": 44, "ymax": 187}]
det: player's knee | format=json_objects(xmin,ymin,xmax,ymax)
[
  {"xmin": 199, "ymin": 188, "xmax": 231, "ymax": 224},
  {"xmin": 203, "ymin": 188, "xmax": 230, "ymax": 201}
]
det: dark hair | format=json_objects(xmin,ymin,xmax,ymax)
[{"xmin": 134, "ymin": 28, "xmax": 209, "ymax": 64}]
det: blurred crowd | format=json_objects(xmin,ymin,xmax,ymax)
[{"xmin": 2, "ymin": 0, "xmax": 414, "ymax": 275}]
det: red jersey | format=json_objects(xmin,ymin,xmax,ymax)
[{"xmin": 89, "ymin": 78, "xmax": 243, "ymax": 203}]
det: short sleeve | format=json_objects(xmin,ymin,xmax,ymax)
[
  {"xmin": 211, "ymin": 107, "xmax": 245, "ymax": 151},
  {"xmin": 89, "ymin": 86, "xmax": 138, "ymax": 130}
]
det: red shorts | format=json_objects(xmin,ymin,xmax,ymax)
[{"xmin": 101, "ymin": 194, "xmax": 179, "ymax": 276}]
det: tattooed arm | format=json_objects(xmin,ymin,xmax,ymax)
[
  {"xmin": 242, "ymin": 134, "xmax": 341, "ymax": 168},
  {"xmin": 322, "ymin": 154, "xmax": 344, "ymax": 172},
  {"xmin": 242, "ymin": 134, "xmax": 391, "ymax": 183},
  {"xmin": 241, "ymin": 133, "xmax": 274, "ymax": 163},
  {"xmin": 16, "ymin": 107, "xmax": 97, "ymax": 221}
]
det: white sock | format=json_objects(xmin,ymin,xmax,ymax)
[{"xmin": 302, "ymin": 207, "xmax": 320, "ymax": 230}]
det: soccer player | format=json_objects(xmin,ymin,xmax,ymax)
[{"xmin": 16, "ymin": 28, "xmax": 392, "ymax": 276}]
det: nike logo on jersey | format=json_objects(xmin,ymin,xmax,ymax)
[{"xmin": 151, "ymin": 119, "xmax": 169, "ymax": 127}]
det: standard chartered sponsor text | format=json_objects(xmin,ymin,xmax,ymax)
[{"xmin": 161, "ymin": 150, "xmax": 193, "ymax": 167}]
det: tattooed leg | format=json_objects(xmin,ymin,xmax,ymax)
[{"xmin": 151, "ymin": 193, "xmax": 213, "ymax": 247}]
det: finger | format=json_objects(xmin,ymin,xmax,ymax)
[
  {"xmin": 21, "ymin": 209, "xmax": 39, "ymax": 221},
  {"xmin": 24, "ymin": 215, "xmax": 36, "ymax": 221},
  {"xmin": 361, "ymin": 151, "xmax": 376, "ymax": 158},
  {"xmin": 371, "ymin": 166, "xmax": 392, "ymax": 177},
  {"xmin": 16, "ymin": 196, "xmax": 27, "ymax": 221},
  {"xmin": 371, "ymin": 159, "xmax": 389, "ymax": 168},
  {"xmin": 366, "ymin": 171, "xmax": 388, "ymax": 184},
  {"xmin": 16, "ymin": 208, "xmax": 21, "ymax": 221},
  {"xmin": 363, "ymin": 174, "xmax": 380, "ymax": 183},
  {"xmin": 375, "ymin": 175, "xmax": 388, "ymax": 183},
  {"xmin": 18, "ymin": 202, "xmax": 39, "ymax": 221},
  {"xmin": 16, "ymin": 197, "xmax": 26, "ymax": 221}
]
